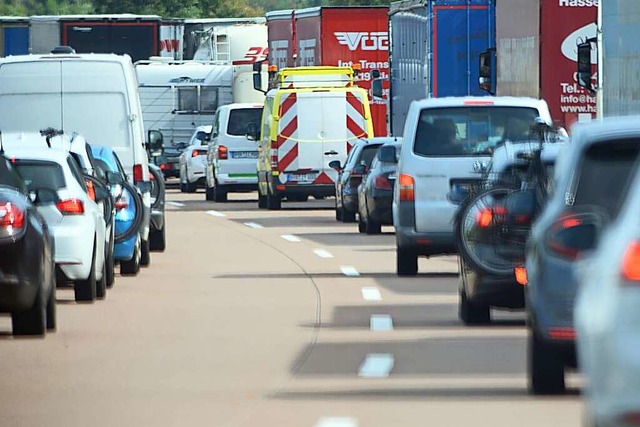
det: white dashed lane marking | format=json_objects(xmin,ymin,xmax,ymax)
[
  {"xmin": 370, "ymin": 314, "xmax": 394, "ymax": 331},
  {"xmin": 167, "ymin": 201, "xmax": 185, "ymax": 207},
  {"xmin": 313, "ymin": 249, "xmax": 334, "ymax": 258},
  {"xmin": 340, "ymin": 266, "xmax": 360, "ymax": 276},
  {"xmin": 281, "ymin": 234, "xmax": 301, "ymax": 242},
  {"xmin": 314, "ymin": 418, "xmax": 358, "ymax": 427},
  {"xmin": 358, "ymin": 354, "xmax": 395, "ymax": 378},
  {"xmin": 206, "ymin": 210, "xmax": 226, "ymax": 217},
  {"xmin": 243, "ymin": 222, "xmax": 264, "ymax": 229},
  {"xmin": 361, "ymin": 287, "xmax": 382, "ymax": 301}
]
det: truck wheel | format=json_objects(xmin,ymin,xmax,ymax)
[
  {"xmin": 366, "ymin": 217, "xmax": 382, "ymax": 235},
  {"xmin": 75, "ymin": 241, "xmax": 97, "ymax": 302},
  {"xmin": 12, "ymin": 285, "xmax": 46, "ymax": 336},
  {"xmin": 397, "ymin": 247, "xmax": 418, "ymax": 276},
  {"xmin": 459, "ymin": 288, "xmax": 490, "ymax": 325},
  {"xmin": 213, "ymin": 185, "xmax": 228, "ymax": 202},
  {"xmin": 149, "ymin": 225, "xmax": 166, "ymax": 252},
  {"xmin": 529, "ymin": 329, "xmax": 566, "ymax": 395},
  {"xmin": 267, "ymin": 192, "xmax": 281, "ymax": 210}
]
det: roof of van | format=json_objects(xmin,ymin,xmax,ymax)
[
  {"xmin": 218, "ymin": 103, "xmax": 265, "ymax": 110},
  {"xmin": 0, "ymin": 53, "xmax": 133, "ymax": 64},
  {"xmin": 1, "ymin": 131, "xmax": 89, "ymax": 154},
  {"xmin": 411, "ymin": 96, "xmax": 548, "ymax": 110}
]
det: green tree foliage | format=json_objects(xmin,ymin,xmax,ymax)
[{"xmin": 0, "ymin": 0, "xmax": 93, "ymax": 15}]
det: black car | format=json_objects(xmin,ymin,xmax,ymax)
[
  {"xmin": 357, "ymin": 140, "xmax": 401, "ymax": 234},
  {"xmin": 0, "ymin": 152, "xmax": 56, "ymax": 336},
  {"xmin": 331, "ymin": 137, "xmax": 388, "ymax": 223},
  {"xmin": 155, "ymin": 142, "xmax": 188, "ymax": 179}
]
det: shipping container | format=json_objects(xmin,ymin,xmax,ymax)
[
  {"xmin": 293, "ymin": 6, "xmax": 390, "ymax": 137},
  {"xmin": 30, "ymin": 15, "xmax": 162, "ymax": 62},
  {"xmin": 0, "ymin": 17, "xmax": 29, "ymax": 57},
  {"xmin": 265, "ymin": 10, "xmax": 296, "ymax": 69},
  {"xmin": 491, "ymin": 0, "xmax": 597, "ymax": 127},
  {"xmin": 160, "ymin": 18, "xmax": 185, "ymax": 60},
  {"xmin": 388, "ymin": 0, "xmax": 496, "ymax": 135}
]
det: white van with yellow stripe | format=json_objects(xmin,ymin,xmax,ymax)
[{"xmin": 252, "ymin": 66, "xmax": 374, "ymax": 209}]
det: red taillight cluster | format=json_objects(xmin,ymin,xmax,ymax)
[
  {"xmin": 133, "ymin": 164, "xmax": 143, "ymax": 183},
  {"xmin": 0, "ymin": 202, "xmax": 25, "ymax": 229},
  {"xmin": 192, "ymin": 149, "xmax": 207, "ymax": 158},
  {"xmin": 56, "ymin": 199, "xmax": 84, "ymax": 215},
  {"xmin": 547, "ymin": 217, "xmax": 585, "ymax": 260},
  {"xmin": 218, "ymin": 145, "xmax": 228, "ymax": 160},
  {"xmin": 159, "ymin": 163, "xmax": 172, "ymax": 171},
  {"xmin": 398, "ymin": 174, "xmax": 415, "ymax": 201},
  {"xmin": 621, "ymin": 241, "xmax": 640, "ymax": 282},
  {"xmin": 374, "ymin": 175, "xmax": 393, "ymax": 190}
]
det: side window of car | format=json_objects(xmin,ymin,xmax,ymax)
[{"xmin": 67, "ymin": 156, "xmax": 87, "ymax": 191}]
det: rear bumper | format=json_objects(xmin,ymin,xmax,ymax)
[
  {"xmin": 342, "ymin": 193, "xmax": 358, "ymax": 213},
  {"xmin": 368, "ymin": 197, "xmax": 393, "ymax": 224},
  {"xmin": 276, "ymin": 184, "xmax": 334, "ymax": 198},
  {"xmin": 114, "ymin": 234, "xmax": 136, "ymax": 261},
  {"xmin": 0, "ymin": 241, "xmax": 41, "ymax": 312},
  {"xmin": 217, "ymin": 174, "xmax": 258, "ymax": 187},
  {"xmin": 395, "ymin": 227, "xmax": 457, "ymax": 256},
  {"xmin": 461, "ymin": 263, "xmax": 524, "ymax": 309}
]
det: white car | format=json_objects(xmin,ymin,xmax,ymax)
[
  {"xmin": 575, "ymin": 122, "xmax": 640, "ymax": 426},
  {"xmin": 179, "ymin": 125, "xmax": 211, "ymax": 193},
  {"xmin": 7, "ymin": 147, "xmax": 108, "ymax": 303}
]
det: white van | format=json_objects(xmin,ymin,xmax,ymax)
[
  {"xmin": 205, "ymin": 103, "xmax": 263, "ymax": 202},
  {"xmin": 0, "ymin": 52, "xmax": 162, "ymax": 260},
  {"xmin": 394, "ymin": 96, "xmax": 552, "ymax": 275}
]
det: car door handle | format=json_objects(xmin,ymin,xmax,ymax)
[{"xmin": 324, "ymin": 150, "xmax": 338, "ymax": 156}]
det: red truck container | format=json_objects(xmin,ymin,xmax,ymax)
[
  {"xmin": 266, "ymin": 6, "xmax": 389, "ymax": 137},
  {"xmin": 488, "ymin": 0, "xmax": 597, "ymax": 128}
]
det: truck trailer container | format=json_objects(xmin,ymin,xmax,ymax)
[
  {"xmin": 182, "ymin": 18, "xmax": 267, "ymax": 62},
  {"xmin": 0, "ymin": 17, "xmax": 29, "ymax": 57},
  {"xmin": 485, "ymin": 0, "xmax": 597, "ymax": 127},
  {"xmin": 29, "ymin": 15, "xmax": 162, "ymax": 62},
  {"xmin": 266, "ymin": 7, "xmax": 389, "ymax": 137},
  {"xmin": 388, "ymin": 0, "xmax": 496, "ymax": 136}
]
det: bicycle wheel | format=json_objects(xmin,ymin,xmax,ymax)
[{"xmin": 455, "ymin": 186, "xmax": 527, "ymax": 276}]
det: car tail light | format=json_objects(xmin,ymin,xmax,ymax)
[
  {"xmin": 133, "ymin": 164, "xmax": 143, "ymax": 183},
  {"xmin": 192, "ymin": 149, "xmax": 207, "ymax": 158},
  {"xmin": 85, "ymin": 179, "xmax": 96, "ymax": 201},
  {"xmin": 547, "ymin": 327, "xmax": 576, "ymax": 340},
  {"xmin": 475, "ymin": 206, "xmax": 507, "ymax": 228},
  {"xmin": 218, "ymin": 145, "xmax": 228, "ymax": 160},
  {"xmin": 271, "ymin": 153, "xmax": 278, "ymax": 169},
  {"xmin": 621, "ymin": 240, "xmax": 640, "ymax": 282},
  {"xmin": 374, "ymin": 175, "xmax": 393, "ymax": 190},
  {"xmin": 56, "ymin": 199, "xmax": 84, "ymax": 215},
  {"xmin": 159, "ymin": 163, "xmax": 172, "ymax": 170},
  {"xmin": 398, "ymin": 174, "xmax": 415, "ymax": 201},
  {"xmin": 546, "ymin": 216, "xmax": 595, "ymax": 260},
  {"xmin": 514, "ymin": 266, "xmax": 528, "ymax": 286},
  {"xmin": 0, "ymin": 202, "xmax": 25, "ymax": 229}
]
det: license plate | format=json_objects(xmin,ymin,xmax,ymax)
[
  {"xmin": 288, "ymin": 173, "xmax": 316, "ymax": 182},
  {"xmin": 231, "ymin": 151, "xmax": 258, "ymax": 159}
]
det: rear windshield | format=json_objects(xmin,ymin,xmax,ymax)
[
  {"xmin": 14, "ymin": 161, "xmax": 66, "ymax": 191},
  {"xmin": 571, "ymin": 140, "xmax": 640, "ymax": 219},
  {"xmin": 227, "ymin": 108, "xmax": 262, "ymax": 136},
  {"xmin": 359, "ymin": 145, "xmax": 381, "ymax": 167},
  {"xmin": 414, "ymin": 106, "xmax": 539, "ymax": 157}
]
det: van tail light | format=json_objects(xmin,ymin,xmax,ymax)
[
  {"xmin": 374, "ymin": 175, "xmax": 393, "ymax": 190},
  {"xmin": 56, "ymin": 199, "xmax": 84, "ymax": 215},
  {"xmin": 398, "ymin": 174, "xmax": 415, "ymax": 201},
  {"xmin": 0, "ymin": 202, "xmax": 25, "ymax": 229},
  {"xmin": 218, "ymin": 145, "xmax": 228, "ymax": 160},
  {"xmin": 621, "ymin": 241, "xmax": 640, "ymax": 282},
  {"xmin": 86, "ymin": 179, "xmax": 96, "ymax": 201},
  {"xmin": 133, "ymin": 164, "xmax": 144, "ymax": 183}
]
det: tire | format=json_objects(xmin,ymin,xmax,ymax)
[
  {"xmin": 342, "ymin": 209, "xmax": 357, "ymax": 223},
  {"xmin": 358, "ymin": 214, "xmax": 366, "ymax": 233},
  {"xmin": 335, "ymin": 206, "xmax": 343, "ymax": 221},
  {"xmin": 397, "ymin": 247, "xmax": 418, "ymax": 276},
  {"xmin": 12, "ymin": 285, "xmax": 46, "ymax": 336},
  {"xmin": 149, "ymin": 225, "xmax": 166, "ymax": 252},
  {"xmin": 529, "ymin": 329, "xmax": 566, "ymax": 395},
  {"xmin": 213, "ymin": 184, "xmax": 228, "ymax": 202},
  {"xmin": 120, "ymin": 235, "xmax": 141, "ymax": 276},
  {"xmin": 46, "ymin": 276, "xmax": 56, "ymax": 331},
  {"xmin": 366, "ymin": 216, "xmax": 382, "ymax": 235},
  {"xmin": 205, "ymin": 185, "xmax": 214, "ymax": 201},
  {"xmin": 258, "ymin": 193, "xmax": 267, "ymax": 209},
  {"xmin": 140, "ymin": 238, "xmax": 151, "ymax": 267},
  {"xmin": 459, "ymin": 288, "xmax": 491, "ymax": 325},
  {"xmin": 96, "ymin": 251, "xmax": 107, "ymax": 300},
  {"xmin": 185, "ymin": 178, "xmax": 197, "ymax": 193},
  {"xmin": 179, "ymin": 180, "xmax": 187, "ymax": 193},
  {"xmin": 105, "ymin": 238, "xmax": 115, "ymax": 289},
  {"xmin": 267, "ymin": 192, "xmax": 281, "ymax": 210},
  {"xmin": 74, "ymin": 240, "xmax": 97, "ymax": 302}
]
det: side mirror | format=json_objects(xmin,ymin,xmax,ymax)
[
  {"xmin": 196, "ymin": 131, "xmax": 209, "ymax": 143},
  {"xmin": 95, "ymin": 186, "xmax": 111, "ymax": 202},
  {"xmin": 253, "ymin": 71, "xmax": 264, "ymax": 94},
  {"xmin": 147, "ymin": 130, "xmax": 164, "ymax": 157},
  {"xmin": 378, "ymin": 145, "xmax": 397, "ymax": 163},
  {"xmin": 372, "ymin": 79, "xmax": 384, "ymax": 99},
  {"xmin": 353, "ymin": 163, "xmax": 367, "ymax": 175},
  {"xmin": 106, "ymin": 171, "xmax": 124, "ymax": 185},
  {"xmin": 328, "ymin": 160, "xmax": 341, "ymax": 171},
  {"xmin": 478, "ymin": 48, "xmax": 496, "ymax": 95},
  {"xmin": 246, "ymin": 122, "xmax": 260, "ymax": 141},
  {"xmin": 577, "ymin": 39, "xmax": 596, "ymax": 93}
]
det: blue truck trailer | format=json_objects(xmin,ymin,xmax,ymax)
[
  {"xmin": 388, "ymin": 0, "xmax": 496, "ymax": 135},
  {"xmin": 0, "ymin": 18, "xmax": 29, "ymax": 57}
]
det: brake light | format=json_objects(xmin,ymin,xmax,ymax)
[
  {"xmin": 218, "ymin": 145, "xmax": 228, "ymax": 160},
  {"xmin": 133, "ymin": 164, "xmax": 143, "ymax": 183},
  {"xmin": 0, "ymin": 202, "xmax": 25, "ymax": 229},
  {"xmin": 463, "ymin": 100, "xmax": 495, "ymax": 106},
  {"xmin": 192, "ymin": 149, "xmax": 207, "ymax": 158},
  {"xmin": 374, "ymin": 175, "xmax": 393, "ymax": 190},
  {"xmin": 476, "ymin": 206, "xmax": 507, "ymax": 228},
  {"xmin": 86, "ymin": 179, "xmax": 96, "ymax": 201},
  {"xmin": 515, "ymin": 267, "xmax": 528, "ymax": 286},
  {"xmin": 159, "ymin": 163, "xmax": 172, "ymax": 170},
  {"xmin": 56, "ymin": 199, "xmax": 84, "ymax": 215},
  {"xmin": 547, "ymin": 216, "xmax": 590, "ymax": 260},
  {"xmin": 398, "ymin": 174, "xmax": 415, "ymax": 201},
  {"xmin": 548, "ymin": 327, "xmax": 576, "ymax": 340},
  {"xmin": 621, "ymin": 241, "xmax": 640, "ymax": 282}
]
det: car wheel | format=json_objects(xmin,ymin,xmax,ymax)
[
  {"xmin": 267, "ymin": 192, "xmax": 281, "ymax": 210},
  {"xmin": 185, "ymin": 179, "xmax": 197, "ymax": 193},
  {"xmin": 46, "ymin": 274, "xmax": 56, "ymax": 331},
  {"xmin": 213, "ymin": 184, "xmax": 228, "ymax": 202},
  {"xmin": 74, "ymin": 240, "xmax": 97, "ymax": 302},
  {"xmin": 12, "ymin": 285, "xmax": 46, "ymax": 336},
  {"xmin": 205, "ymin": 185, "xmax": 214, "ymax": 201},
  {"xmin": 149, "ymin": 225, "xmax": 166, "ymax": 252},
  {"xmin": 335, "ymin": 205, "xmax": 343, "ymax": 221},
  {"xmin": 140, "ymin": 238, "xmax": 151, "ymax": 267},
  {"xmin": 105, "ymin": 243, "xmax": 115, "ymax": 288},
  {"xmin": 120, "ymin": 235, "xmax": 141, "ymax": 276},
  {"xmin": 366, "ymin": 216, "xmax": 382, "ymax": 235},
  {"xmin": 459, "ymin": 288, "xmax": 491, "ymax": 325},
  {"xmin": 343, "ymin": 209, "xmax": 357, "ymax": 223},
  {"xmin": 358, "ymin": 213, "xmax": 366, "ymax": 233},
  {"xmin": 529, "ymin": 329, "xmax": 566, "ymax": 395},
  {"xmin": 258, "ymin": 193, "xmax": 267, "ymax": 209},
  {"xmin": 96, "ymin": 251, "xmax": 107, "ymax": 300},
  {"xmin": 179, "ymin": 180, "xmax": 187, "ymax": 193},
  {"xmin": 397, "ymin": 247, "xmax": 418, "ymax": 276}
]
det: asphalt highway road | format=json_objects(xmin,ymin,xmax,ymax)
[{"xmin": 0, "ymin": 188, "xmax": 584, "ymax": 427}]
